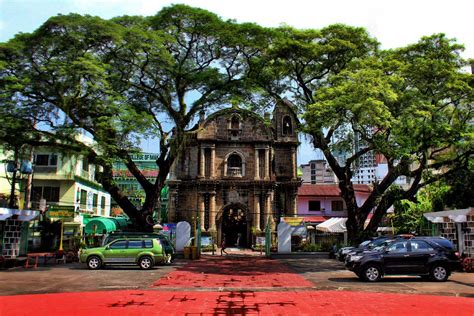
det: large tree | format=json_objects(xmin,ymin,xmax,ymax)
[
  {"xmin": 249, "ymin": 28, "xmax": 473, "ymax": 242},
  {"xmin": 0, "ymin": 5, "xmax": 267, "ymax": 229}
]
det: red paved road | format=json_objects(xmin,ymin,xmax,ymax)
[
  {"xmin": 154, "ymin": 255, "xmax": 313, "ymax": 289},
  {"xmin": 1, "ymin": 289, "xmax": 473, "ymax": 315}
]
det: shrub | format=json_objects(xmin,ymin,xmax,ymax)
[{"xmin": 301, "ymin": 243, "xmax": 322, "ymax": 252}]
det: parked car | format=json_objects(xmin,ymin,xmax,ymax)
[
  {"xmin": 80, "ymin": 238, "xmax": 166, "ymax": 270},
  {"xmin": 345, "ymin": 237, "xmax": 461, "ymax": 282},
  {"xmin": 344, "ymin": 235, "xmax": 416, "ymax": 259},
  {"xmin": 337, "ymin": 237, "xmax": 390, "ymax": 262},
  {"xmin": 102, "ymin": 231, "xmax": 175, "ymax": 263}
]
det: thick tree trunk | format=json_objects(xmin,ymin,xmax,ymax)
[
  {"xmin": 98, "ymin": 164, "xmax": 144, "ymax": 228},
  {"xmin": 338, "ymin": 180, "xmax": 360, "ymax": 244}
]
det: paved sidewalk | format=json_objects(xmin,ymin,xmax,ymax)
[{"xmin": 154, "ymin": 255, "xmax": 313, "ymax": 289}]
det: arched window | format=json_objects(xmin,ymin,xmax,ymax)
[
  {"xmin": 282, "ymin": 116, "xmax": 293, "ymax": 135},
  {"xmin": 230, "ymin": 115, "xmax": 240, "ymax": 130},
  {"xmin": 226, "ymin": 153, "xmax": 243, "ymax": 177}
]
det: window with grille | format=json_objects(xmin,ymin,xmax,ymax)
[
  {"xmin": 331, "ymin": 200, "xmax": 344, "ymax": 211},
  {"xmin": 80, "ymin": 189, "xmax": 87, "ymax": 209},
  {"xmin": 35, "ymin": 154, "xmax": 57, "ymax": 166},
  {"xmin": 31, "ymin": 186, "xmax": 60, "ymax": 203},
  {"xmin": 308, "ymin": 201, "xmax": 321, "ymax": 211},
  {"xmin": 101, "ymin": 196, "xmax": 106, "ymax": 215}
]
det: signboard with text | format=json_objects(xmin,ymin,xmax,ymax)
[{"xmin": 47, "ymin": 205, "xmax": 75, "ymax": 220}]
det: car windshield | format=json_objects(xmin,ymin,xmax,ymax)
[
  {"xmin": 358, "ymin": 240, "xmax": 371, "ymax": 248},
  {"xmin": 368, "ymin": 238, "xmax": 388, "ymax": 248}
]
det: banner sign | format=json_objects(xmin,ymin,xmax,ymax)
[
  {"xmin": 47, "ymin": 205, "xmax": 75, "ymax": 219},
  {"xmin": 281, "ymin": 217, "xmax": 305, "ymax": 227}
]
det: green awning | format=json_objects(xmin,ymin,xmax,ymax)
[{"xmin": 85, "ymin": 218, "xmax": 118, "ymax": 234}]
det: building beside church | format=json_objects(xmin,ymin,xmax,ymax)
[{"xmin": 167, "ymin": 102, "xmax": 300, "ymax": 247}]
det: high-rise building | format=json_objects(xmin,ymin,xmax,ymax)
[{"xmin": 300, "ymin": 160, "xmax": 337, "ymax": 184}]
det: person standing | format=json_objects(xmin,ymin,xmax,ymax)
[
  {"xmin": 220, "ymin": 236, "xmax": 228, "ymax": 256},
  {"xmin": 236, "ymin": 233, "xmax": 241, "ymax": 248}
]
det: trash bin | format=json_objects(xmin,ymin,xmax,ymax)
[
  {"xmin": 183, "ymin": 246, "xmax": 191, "ymax": 259},
  {"xmin": 191, "ymin": 246, "xmax": 199, "ymax": 260}
]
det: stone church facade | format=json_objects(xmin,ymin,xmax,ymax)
[{"xmin": 167, "ymin": 101, "xmax": 300, "ymax": 247}]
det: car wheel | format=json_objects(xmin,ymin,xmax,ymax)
[
  {"xmin": 87, "ymin": 256, "xmax": 102, "ymax": 270},
  {"xmin": 363, "ymin": 265, "xmax": 381, "ymax": 282},
  {"xmin": 139, "ymin": 256, "xmax": 153, "ymax": 270},
  {"xmin": 430, "ymin": 265, "xmax": 449, "ymax": 282}
]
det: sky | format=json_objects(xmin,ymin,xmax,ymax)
[{"xmin": 1, "ymin": 0, "xmax": 473, "ymax": 164}]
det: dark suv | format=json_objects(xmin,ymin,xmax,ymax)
[
  {"xmin": 345, "ymin": 237, "xmax": 461, "ymax": 282},
  {"xmin": 337, "ymin": 236, "xmax": 390, "ymax": 262}
]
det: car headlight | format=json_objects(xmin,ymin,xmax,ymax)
[
  {"xmin": 350, "ymin": 255, "xmax": 364, "ymax": 262},
  {"xmin": 342, "ymin": 249, "xmax": 351, "ymax": 254}
]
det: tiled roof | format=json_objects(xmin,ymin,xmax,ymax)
[{"xmin": 298, "ymin": 184, "xmax": 372, "ymax": 197}]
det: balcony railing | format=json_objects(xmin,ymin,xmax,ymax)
[
  {"xmin": 34, "ymin": 166, "xmax": 57, "ymax": 173},
  {"xmin": 227, "ymin": 167, "xmax": 242, "ymax": 177}
]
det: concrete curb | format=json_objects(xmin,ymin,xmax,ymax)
[{"xmin": 271, "ymin": 252, "xmax": 330, "ymax": 259}]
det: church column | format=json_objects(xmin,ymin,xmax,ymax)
[
  {"xmin": 291, "ymin": 146, "xmax": 297, "ymax": 179},
  {"xmin": 290, "ymin": 191, "xmax": 298, "ymax": 216},
  {"xmin": 269, "ymin": 191, "xmax": 275, "ymax": 230},
  {"xmin": 263, "ymin": 192, "xmax": 272, "ymax": 228},
  {"xmin": 253, "ymin": 192, "xmax": 261, "ymax": 232},
  {"xmin": 254, "ymin": 148, "xmax": 260, "ymax": 180},
  {"xmin": 199, "ymin": 193, "xmax": 206, "ymax": 231},
  {"xmin": 264, "ymin": 147, "xmax": 270, "ymax": 180},
  {"xmin": 168, "ymin": 190, "xmax": 176, "ymax": 223},
  {"xmin": 169, "ymin": 159, "xmax": 177, "ymax": 180},
  {"xmin": 199, "ymin": 146, "xmax": 205, "ymax": 178},
  {"xmin": 209, "ymin": 192, "xmax": 216, "ymax": 231},
  {"xmin": 210, "ymin": 145, "xmax": 216, "ymax": 178}
]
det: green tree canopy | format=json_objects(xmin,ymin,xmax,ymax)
[
  {"xmin": 250, "ymin": 29, "xmax": 473, "ymax": 242},
  {"xmin": 0, "ymin": 5, "xmax": 270, "ymax": 229}
]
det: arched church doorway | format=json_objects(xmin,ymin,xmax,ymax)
[{"xmin": 218, "ymin": 204, "xmax": 250, "ymax": 248}]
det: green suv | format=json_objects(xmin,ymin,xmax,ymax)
[{"xmin": 80, "ymin": 238, "xmax": 165, "ymax": 269}]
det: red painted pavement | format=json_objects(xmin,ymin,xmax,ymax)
[
  {"xmin": 153, "ymin": 255, "xmax": 314, "ymax": 288},
  {"xmin": 1, "ymin": 290, "xmax": 473, "ymax": 315}
]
